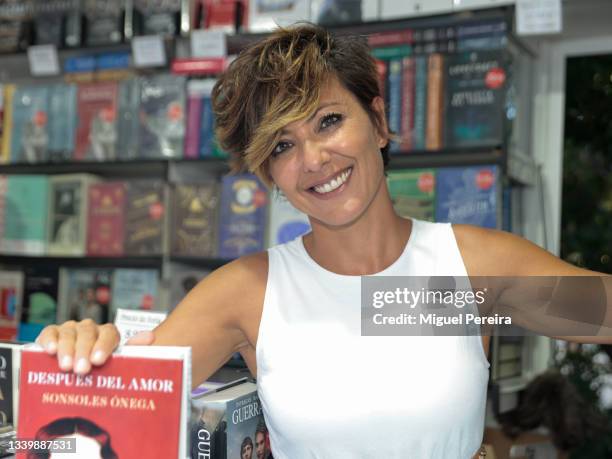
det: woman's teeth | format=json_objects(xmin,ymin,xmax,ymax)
[{"xmin": 313, "ymin": 168, "xmax": 352, "ymax": 194}]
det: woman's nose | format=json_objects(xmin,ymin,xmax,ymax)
[{"xmin": 301, "ymin": 140, "xmax": 330, "ymax": 172}]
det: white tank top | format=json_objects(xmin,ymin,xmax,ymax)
[{"xmin": 256, "ymin": 218, "xmax": 490, "ymax": 459}]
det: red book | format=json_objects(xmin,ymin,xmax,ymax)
[
  {"xmin": 367, "ymin": 30, "xmax": 413, "ymax": 47},
  {"xmin": 17, "ymin": 346, "xmax": 191, "ymax": 459},
  {"xmin": 171, "ymin": 57, "xmax": 227, "ymax": 75},
  {"xmin": 400, "ymin": 56, "xmax": 416, "ymax": 152},
  {"xmin": 87, "ymin": 182, "xmax": 126, "ymax": 256},
  {"xmin": 75, "ymin": 82, "xmax": 119, "ymax": 161}
]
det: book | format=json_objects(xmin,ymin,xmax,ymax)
[
  {"xmin": 117, "ymin": 78, "xmax": 141, "ymax": 160},
  {"xmin": 0, "ymin": 271, "xmax": 23, "ymax": 341},
  {"xmin": 125, "ymin": 180, "xmax": 167, "ymax": 255},
  {"xmin": 18, "ymin": 267, "xmax": 59, "ymax": 343},
  {"xmin": 425, "ymin": 53, "xmax": 444, "ymax": 151},
  {"xmin": 9, "ymin": 86, "xmax": 50, "ymax": 164},
  {"xmin": 248, "ymin": 0, "xmax": 310, "ymax": 32},
  {"xmin": 18, "ymin": 345, "xmax": 191, "ymax": 459},
  {"xmin": 139, "ymin": 74, "xmax": 187, "ymax": 159},
  {"xmin": 133, "ymin": 0, "xmax": 182, "ymax": 36},
  {"xmin": 0, "ymin": 85, "xmax": 16, "ymax": 164},
  {"xmin": 83, "ymin": 0, "xmax": 124, "ymax": 46},
  {"xmin": 218, "ymin": 174, "xmax": 268, "ymax": 259},
  {"xmin": 0, "ymin": 342, "xmax": 21, "ymax": 429},
  {"xmin": 48, "ymin": 84, "xmax": 78, "ymax": 161},
  {"xmin": 86, "ymin": 182, "xmax": 126, "ymax": 257},
  {"xmin": 75, "ymin": 82, "xmax": 120, "ymax": 161},
  {"xmin": 171, "ymin": 182, "xmax": 219, "ymax": 257},
  {"xmin": 114, "ymin": 308, "xmax": 167, "ymax": 345},
  {"xmin": 413, "ymin": 56, "xmax": 428, "ymax": 150},
  {"xmin": 387, "ymin": 169, "xmax": 436, "ymax": 222},
  {"xmin": 387, "ymin": 59, "xmax": 402, "ymax": 153},
  {"xmin": 168, "ymin": 263, "xmax": 210, "ymax": 310},
  {"xmin": 312, "ymin": 0, "xmax": 365, "ymax": 26},
  {"xmin": 444, "ymin": 50, "xmax": 509, "ymax": 148},
  {"xmin": 0, "ymin": 175, "xmax": 49, "ymax": 255},
  {"xmin": 266, "ymin": 194, "xmax": 310, "ymax": 248},
  {"xmin": 435, "ymin": 166, "xmax": 498, "ymax": 228},
  {"xmin": 184, "ymin": 81, "xmax": 204, "ymax": 159},
  {"xmin": 111, "ymin": 269, "xmax": 160, "ymax": 318},
  {"xmin": 198, "ymin": 0, "xmax": 249, "ymax": 32},
  {"xmin": 57, "ymin": 268, "xmax": 113, "ymax": 324},
  {"xmin": 190, "ymin": 381, "xmax": 270, "ymax": 459},
  {"xmin": 0, "ymin": 175, "xmax": 6, "ymax": 246},
  {"xmin": 399, "ymin": 56, "xmax": 415, "ymax": 151},
  {"xmin": 48, "ymin": 174, "xmax": 99, "ymax": 256}
]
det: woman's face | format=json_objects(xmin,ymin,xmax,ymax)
[
  {"xmin": 49, "ymin": 433, "xmax": 102, "ymax": 459},
  {"xmin": 268, "ymin": 76, "xmax": 388, "ymax": 228}
]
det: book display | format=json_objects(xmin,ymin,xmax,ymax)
[{"xmin": 0, "ymin": 6, "xmax": 541, "ymax": 457}]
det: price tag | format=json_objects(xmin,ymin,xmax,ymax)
[
  {"xmin": 27, "ymin": 45, "xmax": 60, "ymax": 76},
  {"xmin": 132, "ymin": 35, "xmax": 167, "ymax": 68},
  {"xmin": 516, "ymin": 0, "xmax": 562, "ymax": 35},
  {"xmin": 190, "ymin": 29, "xmax": 227, "ymax": 58}
]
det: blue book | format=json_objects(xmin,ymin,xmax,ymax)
[
  {"xmin": 387, "ymin": 59, "xmax": 402, "ymax": 153},
  {"xmin": 10, "ymin": 86, "xmax": 50, "ymax": 163},
  {"xmin": 218, "ymin": 174, "xmax": 268, "ymax": 259},
  {"xmin": 48, "ymin": 84, "xmax": 77, "ymax": 161},
  {"xmin": 413, "ymin": 56, "xmax": 428, "ymax": 150},
  {"xmin": 64, "ymin": 56, "xmax": 96, "ymax": 74},
  {"xmin": 111, "ymin": 269, "xmax": 160, "ymax": 320},
  {"xmin": 96, "ymin": 52, "xmax": 131, "ymax": 71},
  {"xmin": 435, "ymin": 166, "xmax": 498, "ymax": 229},
  {"xmin": 199, "ymin": 97, "xmax": 214, "ymax": 158}
]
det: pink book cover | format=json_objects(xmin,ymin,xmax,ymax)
[{"xmin": 184, "ymin": 93, "xmax": 202, "ymax": 159}]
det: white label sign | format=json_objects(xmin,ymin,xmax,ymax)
[
  {"xmin": 114, "ymin": 308, "xmax": 167, "ymax": 345},
  {"xmin": 27, "ymin": 45, "xmax": 60, "ymax": 76},
  {"xmin": 516, "ymin": 0, "xmax": 562, "ymax": 35},
  {"xmin": 191, "ymin": 29, "xmax": 227, "ymax": 58},
  {"xmin": 132, "ymin": 35, "xmax": 167, "ymax": 68}
]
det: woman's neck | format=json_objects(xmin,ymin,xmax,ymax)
[{"xmin": 303, "ymin": 187, "xmax": 413, "ymax": 276}]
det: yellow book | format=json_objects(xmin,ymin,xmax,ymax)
[{"xmin": 1, "ymin": 84, "xmax": 16, "ymax": 163}]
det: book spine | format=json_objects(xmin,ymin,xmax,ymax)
[
  {"xmin": 399, "ymin": 57, "xmax": 415, "ymax": 152},
  {"xmin": 375, "ymin": 59, "xmax": 387, "ymax": 98},
  {"xmin": 413, "ymin": 56, "xmax": 428, "ymax": 150},
  {"xmin": 184, "ymin": 94, "xmax": 203, "ymax": 159},
  {"xmin": 199, "ymin": 97, "xmax": 214, "ymax": 158},
  {"xmin": 387, "ymin": 59, "xmax": 402, "ymax": 154},
  {"xmin": 371, "ymin": 45, "xmax": 412, "ymax": 60},
  {"xmin": 426, "ymin": 53, "xmax": 444, "ymax": 151},
  {"xmin": 367, "ymin": 30, "xmax": 413, "ymax": 47},
  {"xmin": 0, "ymin": 85, "xmax": 15, "ymax": 164}
]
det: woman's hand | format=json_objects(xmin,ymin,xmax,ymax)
[{"xmin": 35, "ymin": 319, "xmax": 155, "ymax": 375}]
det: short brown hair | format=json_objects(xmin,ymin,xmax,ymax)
[{"xmin": 211, "ymin": 23, "xmax": 391, "ymax": 186}]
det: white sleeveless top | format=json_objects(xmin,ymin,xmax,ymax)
[{"xmin": 256, "ymin": 218, "xmax": 490, "ymax": 459}]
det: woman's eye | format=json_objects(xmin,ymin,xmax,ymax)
[
  {"xmin": 272, "ymin": 141, "xmax": 292, "ymax": 156},
  {"xmin": 320, "ymin": 113, "xmax": 343, "ymax": 131}
]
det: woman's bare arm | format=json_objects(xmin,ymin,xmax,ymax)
[{"xmin": 36, "ymin": 252, "xmax": 268, "ymax": 389}]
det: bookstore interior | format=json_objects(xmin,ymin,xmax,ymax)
[{"xmin": 0, "ymin": 0, "xmax": 610, "ymax": 458}]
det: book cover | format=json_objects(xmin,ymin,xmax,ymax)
[
  {"xmin": 191, "ymin": 381, "xmax": 271, "ymax": 459},
  {"xmin": 399, "ymin": 56, "xmax": 415, "ymax": 152},
  {"xmin": 266, "ymin": 194, "xmax": 310, "ymax": 248},
  {"xmin": 75, "ymin": 82, "xmax": 119, "ymax": 161},
  {"xmin": 413, "ymin": 56, "xmax": 428, "ymax": 150},
  {"xmin": 125, "ymin": 180, "xmax": 167, "ymax": 255},
  {"xmin": 171, "ymin": 182, "xmax": 219, "ymax": 257},
  {"xmin": 139, "ymin": 74, "xmax": 187, "ymax": 159},
  {"xmin": 168, "ymin": 263, "xmax": 210, "ymax": 310},
  {"xmin": 83, "ymin": 0, "xmax": 124, "ymax": 46},
  {"xmin": 199, "ymin": 0, "xmax": 249, "ymax": 32},
  {"xmin": 117, "ymin": 78, "xmax": 141, "ymax": 160},
  {"xmin": 1, "ymin": 175, "xmax": 49, "ymax": 255},
  {"xmin": 17, "ymin": 345, "xmax": 191, "ymax": 459},
  {"xmin": 111, "ymin": 269, "xmax": 160, "ymax": 318},
  {"xmin": 48, "ymin": 174, "xmax": 99, "ymax": 256},
  {"xmin": 435, "ymin": 166, "xmax": 498, "ymax": 228},
  {"xmin": 57, "ymin": 268, "xmax": 113, "ymax": 324},
  {"xmin": 0, "ymin": 270, "xmax": 23, "ymax": 341},
  {"xmin": 0, "ymin": 342, "xmax": 21, "ymax": 429},
  {"xmin": 185, "ymin": 82, "xmax": 204, "ymax": 159},
  {"xmin": 86, "ymin": 182, "xmax": 126, "ymax": 257},
  {"xmin": 425, "ymin": 53, "xmax": 444, "ymax": 151},
  {"xmin": 387, "ymin": 169, "xmax": 436, "ymax": 222},
  {"xmin": 48, "ymin": 83, "xmax": 78, "ymax": 161},
  {"xmin": 248, "ymin": 0, "xmax": 309, "ymax": 32},
  {"xmin": 133, "ymin": 0, "xmax": 182, "ymax": 36},
  {"xmin": 218, "ymin": 174, "xmax": 268, "ymax": 259},
  {"xmin": 444, "ymin": 50, "xmax": 509, "ymax": 148},
  {"xmin": 1, "ymin": 84, "xmax": 16, "ymax": 164},
  {"xmin": 18, "ymin": 267, "xmax": 59, "ymax": 343},
  {"xmin": 9, "ymin": 86, "xmax": 50, "ymax": 164}
]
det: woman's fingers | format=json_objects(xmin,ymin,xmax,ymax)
[
  {"xmin": 90, "ymin": 323, "xmax": 122, "ymax": 366},
  {"xmin": 56, "ymin": 321, "xmax": 79, "ymax": 371},
  {"xmin": 35, "ymin": 325, "xmax": 60, "ymax": 354},
  {"xmin": 73, "ymin": 319, "xmax": 99, "ymax": 375}
]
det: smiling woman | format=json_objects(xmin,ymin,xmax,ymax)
[{"xmin": 37, "ymin": 22, "xmax": 610, "ymax": 459}]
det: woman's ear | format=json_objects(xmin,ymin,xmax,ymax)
[{"xmin": 371, "ymin": 96, "xmax": 389, "ymax": 148}]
